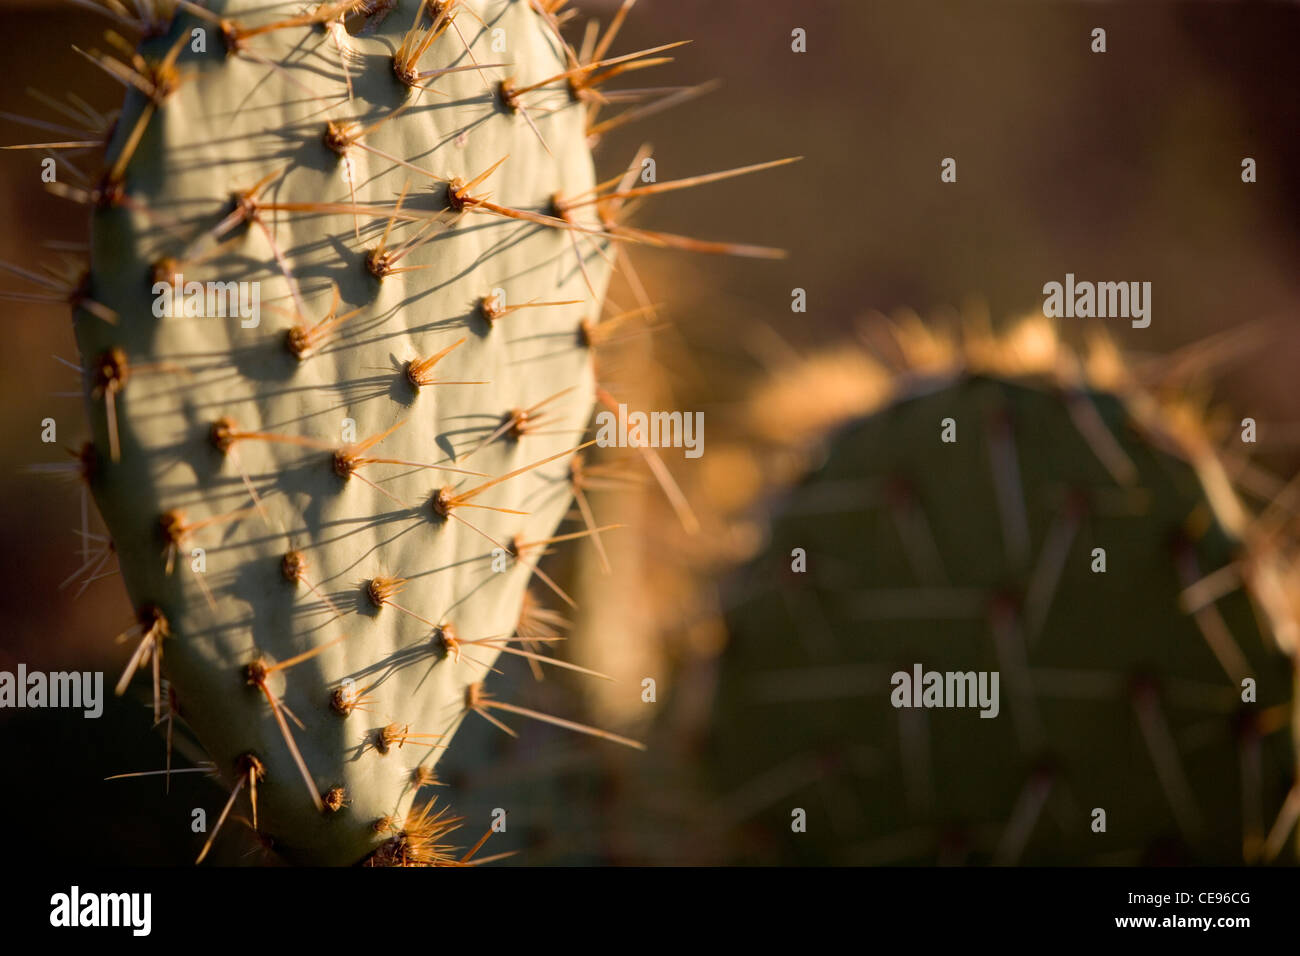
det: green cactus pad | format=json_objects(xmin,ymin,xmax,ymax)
[{"xmin": 717, "ymin": 320, "xmax": 1298, "ymax": 865}]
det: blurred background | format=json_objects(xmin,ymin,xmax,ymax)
[{"xmin": 1, "ymin": 0, "xmax": 1297, "ymax": 863}]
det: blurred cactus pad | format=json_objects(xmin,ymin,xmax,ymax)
[{"xmin": 716, "ymin": 317, "xmax": 1299, "ymax": 865}]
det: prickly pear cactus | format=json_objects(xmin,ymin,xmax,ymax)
[
  {"xmin": 717, "ymin": 318, "xmax": 1299, "ymax": 865},
  {"xmin": 76, "ymin": 0, "xmax": 615, "ymax": 865}
]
